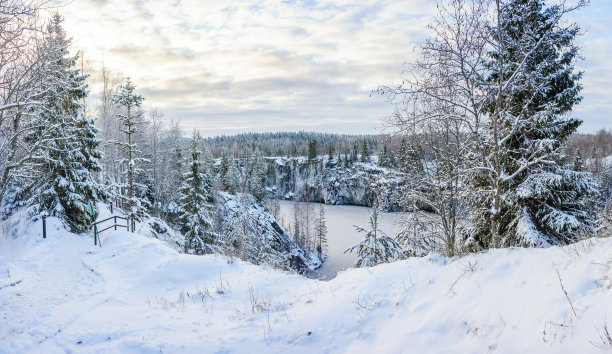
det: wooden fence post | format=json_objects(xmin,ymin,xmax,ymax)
[{"xmin": 42, "ymin": 215, "xmax": 46, "ymax": 239}]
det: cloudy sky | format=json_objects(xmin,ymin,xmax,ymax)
[{"xmin": 59, "ymin": 0, "xmax": 611, "ymax": 137}]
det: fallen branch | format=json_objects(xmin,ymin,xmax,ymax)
[
  {"xmin": 0, "ymin": 279, "xmax": 22, "ymax": 290},
  {"xmin": 555, "ymin": 268, "xmax": 576, "ymax": 318}
]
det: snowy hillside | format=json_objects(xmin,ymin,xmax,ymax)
[{"xmin": 1, "ymin": 215, "xmax": 612, "ymax": 353}]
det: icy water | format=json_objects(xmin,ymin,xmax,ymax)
[{"xmin": 278, "ymin": 200, "xmax": 406, "ymax": 280}]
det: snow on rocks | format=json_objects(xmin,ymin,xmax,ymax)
[
  {"xmin": 266, "ymin": 157, "xmax": 410, "ymax": 211},
  {"xmin": 1, "ymin": 214, "xmax": 612, "ymax": 353},
  {"xmin": 136, "ymin": 217, "xmax": 184, "ymax": 252},
  {"xmin": 216, "ymin": 192, "xmax": 322, "ymax": 272}
]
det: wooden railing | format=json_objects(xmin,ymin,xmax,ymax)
[{"xmin": 90, "ymin": 215, "xmax": 130, "ymax": 246}]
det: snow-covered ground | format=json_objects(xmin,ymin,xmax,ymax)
[{"xmin": 1, "ymin": 213, "xmax": 612, "ymax": 353}]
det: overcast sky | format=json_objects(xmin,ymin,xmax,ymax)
[{"xmin": 59, "ymin": 0, "xmax": 611, "ymax": 137}]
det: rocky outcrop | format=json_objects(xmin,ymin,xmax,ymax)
[
  {"xmin": 138, "ymin": 194, "xmax": 322, "ymax": 274},
  {"xmin": 137, "ymin": 217, "xmax": 185, "ymax": 252},
  {"xmin": 265, "ymin": 157, "xmax": 410, "ymax": 212},
  {"xmin": 215, "ymin": 192, "xmax": 322, "ymax": 273}
]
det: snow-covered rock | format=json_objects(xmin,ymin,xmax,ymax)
[
  {"xmin": 215, "ymin": 192, "xmax": 322, "ymax": 272},
  {"xmin": 265, "ymin": 157, "xmax": 412, "ymax": 211},
  {"xmin": 137, "ymin": 217, "xmax": 184, "ymax": 252}
]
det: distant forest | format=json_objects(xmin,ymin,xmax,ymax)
[{"xmin": 203, "ymin": 131, "xmax": 389, "ymax": 158}]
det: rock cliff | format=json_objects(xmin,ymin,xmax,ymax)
[{"xmin": 265, "ymin": 157, "xmax": 410, "ymax": 212}]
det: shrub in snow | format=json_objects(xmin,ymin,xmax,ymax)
[{"xmin": 345, "ymin": 202, "xmax": 402, "ymax": 267}]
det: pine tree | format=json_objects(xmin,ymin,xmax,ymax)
[
  {"xmin": 470, "ymin": 0, "xmax": 597, "ymax": 247},
  {"xmin": 219, "ymin": 151, "xmax": 239, "ymax": 194},
  {"xmin": 350, "ymin": 143, "xmax": 358, "ymax": 163},
  {"xmin": 327, "ymin": 142, "xmax": 335, "ymax": 160},
  {"xmin": 25, "ymin": 14, "xmax": 105, "ymax": 232},
  {"xmin": 573, "ymin": 150, "xmax": 585, "ymax": 172},
  {"xmin": 308, "ymin": 139, "xmax": 318, "ymax": 163},
  {"xmin": 397, "ymin": 137, "xmax": 423, "ymax": 175},
  {"xmin": 314, "ymin": 204, "xmax": 328, "ymax": 259},
  {"xmin": 178, "ymin": 130, "xmax": 216, "ymax": 254},
  {"xmin": 113, "ymin": 78, "xmax": 150, "ymax": 228},
  {"xmin": 379, "ymin": 145, "xmax": 391, "ymax": 167},
  {"xmin": 246, "ymin": 148, "xmax": 266, "ymax": 202},
  {"xmin": 345, "ymin": 201, "xmax": 402, "ymax": 267},
  {"xmin": 360, "ymin": 139, "xmax": 369, "ymax": 162}
]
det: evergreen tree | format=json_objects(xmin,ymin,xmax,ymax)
[
  {"xmin": 327, "ymin": 142, "xmax": 335, "ymax": 160},
  {"xmin": 113, "ymin": 78, "xmax": 150, "ymax": 228},
  {"xmin": 246, "ymin": 148, "xmax": 266, "ymax": 202},
  {"xmin": 218, "ymin": 151, "xmax": 239, "ymax": 194},
  {"xmin": 397, "ymin": 137, "xmax": 423, "ymax": 175},
  {"xmin": 307, "ymin": 139, "xmax": 318, "ymax": 163},
  {"xmin": 178, "ymin": 130, "xmax": 216, "ymax": 254},
  {"xmin": 25, "ymin": 14, "xmax": 105, "ymax": 232},
  {"xmin": 314, "ymin": 204, "xmax": 328, "ymax": 259},
  {"xmin": 360, "ymin": 139, "xmax": 369, "ymax": 162},
  {"xmin": 219, "ymin": 151, "xmax": 231, "ymax": 185},
  {"xmin": 345, "ymin": 201, "xmax": 402, "ymax": 267},
  {"xmin": 350, "ymin": 143, "xmax": 358, "ymax": 163},
  {"xmin": 573, "ymin": 150, "xmax": 585, "ymax": 172},
  {"xmin": 226, "ymin": 157, "xmax": 240, "ymax": 195},
  {"xmin": 470, "ymin": 0, "xmax": 597, "ymax": 247},
  {"xmin": 379, "ymin": 145, "xmax": 391, "ymax": 167}
]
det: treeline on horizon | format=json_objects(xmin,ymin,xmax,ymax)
[{"xmin": 202, "ymin": 131, "xmax": 383, "ymax": 158}]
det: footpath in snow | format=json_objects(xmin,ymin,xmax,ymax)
[{"xmin": 1, "ymin": 214, "xmax": 612, "ymax": 353}]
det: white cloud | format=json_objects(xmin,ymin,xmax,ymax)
[{"xmin": 57, "ymin": 0, "xmax": 610, "ymax": 136}]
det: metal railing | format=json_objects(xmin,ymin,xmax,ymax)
[{"xmin": 90, "ymin": 215, "xmax": 130, "ymax": 246}]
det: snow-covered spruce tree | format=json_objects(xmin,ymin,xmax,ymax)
[
  {"xmin": 469, "ymin": 0, "xmax": 597, "ymax": 248},
  {"xmin": 381, "ymin": 0, "xmax": 596, "ymax": 251},
  {"xmin": 113, "ymin": 78, "xmax": 150, "ymax": 229},
  {"xmin": 345, "ymin": 201, "xmax": 402, "ymax": 267},
  {"xmin": 350, "ymin": 143, "xmax": 358, "ymax": 164},
  {"xmin": 360, "ymin": 139, "xmax": 369, "ymax": 162},
  {"xmin": 307, "ymin": 139, "xmax": 318, "ymax": 163},
  {"xmin": 219, "ymin": 151, "xmax": 240, "ymax": 194},
  {"xmin": 24, "ymin": 14, "xmax": 105, "ymax": 232},
  {"xmin": 178, "ymin": 130, "xmax": 217, "ymax": 254},
  {"xmin": 245, "ymin": 148, "xmax": 266, "ymax": 203},
  {"xmin": 395, "ymin": 201, "xmax": 433, "ymax": 257},
  {"xmin": 379, "ymin": 145, "xmax": 391, "ymax": 167}
]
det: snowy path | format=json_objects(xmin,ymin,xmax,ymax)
[
  {"xmin": 0, "ymin": 221, "xmax": 103, "ymax": 348},
  {"xmin": 1, "ymin": 216, "xmax": 612, "ymax": 353}
]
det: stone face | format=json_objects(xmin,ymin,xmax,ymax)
[
  {"xmin": 137, "ymin": 217, "xmax": 185, "ymax": 251},
  {"xmin": 214, "ymin": 192, "xmax": 322, "ymax": 273},
  {"xmin": 265, "ymin": 157, "xmax": 410, "ymax": 212}
]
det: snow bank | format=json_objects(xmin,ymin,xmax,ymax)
[{"xmin": 1, "ymin": 216, "xmax": 611, "ymax": 353}]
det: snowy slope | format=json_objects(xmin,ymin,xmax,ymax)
[{"xmin": 1, "ymin": 215, "xmax": 612, "ymax": 353}]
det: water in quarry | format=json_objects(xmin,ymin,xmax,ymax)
[{"xmin": 278, "ymin": 200, "xmax": 406, "ymax": 280}]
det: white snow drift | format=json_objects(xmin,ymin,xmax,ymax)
[{"xmin": 1, "ymin": 213, "xmax": 611, "ymax": 353}]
